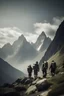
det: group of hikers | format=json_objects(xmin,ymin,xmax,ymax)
[{"xmin": 27, "ymin": 60, "xmax": 64, "ymax": 79}]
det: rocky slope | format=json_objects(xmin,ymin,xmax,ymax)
[{"xmin": 0, "ymin": 68, "xmax": 64, "ymax": 96}]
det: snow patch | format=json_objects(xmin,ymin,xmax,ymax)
[{"xmin": 37, "ymin": 40, "xmax": 44, "ymax": 51}]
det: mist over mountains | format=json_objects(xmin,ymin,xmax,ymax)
[
  {"xmin": 10, "ymin": 35, "xmax": 38, "ymax": 64},
  {"xmin": 0, "ymin": 31, "xmax": 51, "ymax": 70}
]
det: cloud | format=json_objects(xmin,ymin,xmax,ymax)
[
  {"xmin": 0, "ymin": 17, "xmax": 64, "ymax": 47},
  {"xmin": 53, "ymin": 17, "xmax": 64, "ymax": 25},
  {"xmin": 0, "ymin": 27, "xmax": 38, "ymax": 47},
  {"xmin": 34, "ymin": 17, "xmax": 64, "ymax": 39},
  {"xmin": 24, "ymin": 32, "xmax": 38, "ymax": 43},
  {"xmin": 0, "ymin": 27, "xmax": 22, "ymax": 47}
]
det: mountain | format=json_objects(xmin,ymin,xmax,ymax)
[
  {"xmin": 30, "ymin": 32, "xmax": 51, "ymax": 64},
  {"xmin": 7, "ymin": 34, "xmax": 38, "ymax": 64},
  {"xmin": 0, "ymin": 58, "xmax": 25, "ymax": 85},
  {"xmin": 40, "ymin": 20, "xmax": 64, "ymax": 64},
  {"xmin": 33, "ymin": 32, "xmax": 51, "ymax": 52},
  {"xmin": 0, "ymin": 35, "xmax": 26, "ymax": 60},
  {"xmin": 15, "ymin": 40, "xmax": 38, "ymax": 62},
  {"xmin": 33, "ymin": 32, "xmax": 46, "ymax": 51},
  {"xmin": 40, "ymin": 37, "xmax": 51, "ymax": 52},
  {"xmin": 0, "ymin": 43, "xmax": 13, "ymax": 59},
  {"xmin": 12, "ymin": 34, "xmax": 26, "ymax": 50}
]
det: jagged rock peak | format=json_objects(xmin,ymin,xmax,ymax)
[
  {"xmin": 18, "ymin": 34, "xmax": 26, "ymax": 41},
  {"xmin": 40, "ymin": 31, "xmax": 46, "ymax": 37},
  {"xmin": 19, "ymin": 34, "xmax": 25, "ymax": 39},
  {"xmin": 37, "ymin": 31, "xmax": 46, "ymax": 41},
  {"xmin": 38, "ymin": 31, "xmax": 46, "ymax": 39},
  {"xmin": 2, "ymin": 43, "xmax": 11, "ymax": 48}
]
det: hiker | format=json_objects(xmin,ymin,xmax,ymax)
[
  {"xmin": 42, "ymin": 61, "xmax": 48, "ymax": 78},
  {"xmin": 35, "ymin": 61, "xmax": 39, "ymax": 72},
  {"xmin": 27, "ymin": 65, "xmax": 32, "ymax": 78},
  {"xmin": 45, "ymin": 61, "xmax": 48, "ymax": 70},
  {"xmin": 49, "ymin": 60, "xmax": 57, "ymax": 76},
  {"xmin": 33, "ymin": 61, "xmax": 39, "ymax": 79}
]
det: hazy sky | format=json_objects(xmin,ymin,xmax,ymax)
[{"xmin": 0, "ymin": 0, "xmax": 64, "ymax": 47}]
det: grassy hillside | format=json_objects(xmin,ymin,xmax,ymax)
[{"xmin": 48, "ymin": 50, "xmax": 64, "ymax": 67}]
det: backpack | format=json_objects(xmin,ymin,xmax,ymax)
[
  {"xmin": 27, "ymin": 66, "xmax": 32, "ymax": 73},
  {"xmin": 36, "ymin": 64, "xmax": 39, "ymax": 72},
  {"xmin": 45, "ymin": 62, "xmax": 48, "ymax": 69},
  {"xmin": 42, "ymin": 63, "xmax": 46, "ymax": 71},
  {"xmin": 51, "ymin": 62, "xmax": 56, "ymax": 69}
]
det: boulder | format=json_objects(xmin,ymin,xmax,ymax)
[
  {"xmin": 32, "ymin": 77, "xmax": 42, "ymax": 85},
  {"xmin": 13, "ymin": 77, "xmax": 34, "ymax": 85},
  {"xmin": 25, "ymin": 78, "xmax": 33, "ymax": 85},
  {"xmin": 15, "ymin": 78, "xmax": 22, "ymax": 83},
  {"xmin": 26, "ymin": 85, "xmax": 37, "ymax": 95},
  {"xmin": 14, "ymin": 84, "xmax": 27, "ymax": 92},
  {"xmin": 32, "ymin": 78, "xmax": 40, "ymax": 85},
  {"xmin": 14, "ymin": 77, "xmax": 28, "ymax": 84},
  {"xmin": 20, "ymin": 77, "xmax": 28, "ymax": 84},
  {"xmin": 13, "ymin": 82, "xmax": 18, "ymax": 87},
  {"xmin": 36, "ymin": 79, "xmax": 51, "ymax": 91},
  {"xmin": 39, "ymin": 90, "xmax": 51, "ymax": 96}
]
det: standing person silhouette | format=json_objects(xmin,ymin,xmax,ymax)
[
  {"xmin": 49, "ymin": 60, "xmax": 57, "ymax": 76},
  {"xmin": 42, "ymin": 61, "xmax": 48, "ymax": 78},
  {"xmin": 33, "ymin": 61, "xmax": 39, "ymax": 79},
  {"xmin": 27, "ymin": 65, "xmax": 32, "ymax": 78}
]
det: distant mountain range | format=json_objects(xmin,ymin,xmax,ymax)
[
  {"xmin": 0, "ymin": 31, "xmax": 51, "ymax": 65},
  {"xmin": 0, "ymin": 58, "xmax": 25, "ymax": 85},
  {"xmin": 6, "ymin": 35, "xmax": 38, "ymax": 64},
  {"xmin": 40, "ymin": 20, "xmax": 64, "ymax": 65}
]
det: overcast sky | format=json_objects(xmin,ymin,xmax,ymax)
[{"xmin": 0, "ymin": 0, "xmax": 64, "ymax": 47}]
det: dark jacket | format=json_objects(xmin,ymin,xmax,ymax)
[{"xmin": 27, "ymin": 66, "xmax": 32, "ymax": 73}]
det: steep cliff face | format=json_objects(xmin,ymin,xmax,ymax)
[{"xmin": 40, "ymin": 20, "xmax": 64, "ymax": 64}]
